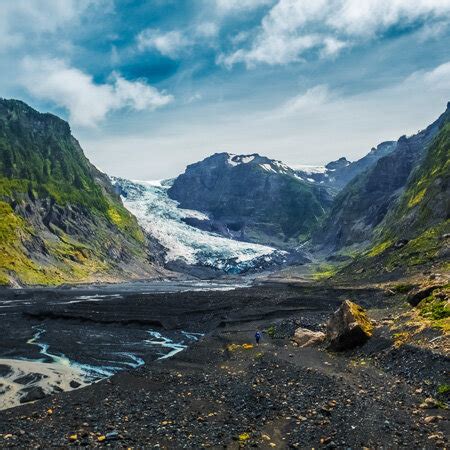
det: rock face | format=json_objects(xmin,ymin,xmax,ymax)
[
  {"xmin": 168, "ymin": 153, "xmax": 332, "ymax": 247},
  {"xmin": 292, "ymin": 328, "xmax": 326, "ymax": 347},
  {"xmin": 0, "ymin": 98, "xmax": 163, "ymax": 285},
  {"xmin": 326, "ymin": 300, "xmax": 373, "ymax": 351},
  {"xmin": 332, "ymin": 104, "xmax": 450, "ymax": 278},
  {"xmin": 294, "ymin": 142, "xmax": 397, "ymax": 191},
  {"xmin": 314, "ymin": 103, "xmax": 450, "ymax": 252}
]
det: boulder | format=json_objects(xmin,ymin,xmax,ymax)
[
  {"xmin": 20, "ymin": 386, "xmax": 46, "ymax": 404},
  {"xmin": 407, "ymin": 285, "xmax": 443, "ymax": 307},
  {"xmin": 292, "ymin": 328, "xmax": 326, "ymax": 347},
  {"xmin": 326, "ymin": 300, "xmax": 373, "ymax": 351}
]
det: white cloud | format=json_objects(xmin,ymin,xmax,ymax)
[
  {"xmin": 21, "ymin": 58, "xmax": 173, "ymax": 127},
  {"xmin": 321, "ymin": 37, "xmax": 348, "ymax": 57},
  {"xmin": 404, "ymin": 61, "xmax": 450, "ymax": 91},
  {"xmin": 279, "ymin": 85, "xmax": 333, "ymax": 115},
  {"xmin": 196, "ymin": 22, "xmax": 219, "ymax": 38},
  {"xmin": 219, "ymin": 0, "xmax": 450, "ymax": 67},
  {"xmin": 0, "ymin": 0, "xmax": 101, "ymax": 51},
  {"xmin": 137, "ymin": 29, "xmax": 191, "ymax": 58},
  {"xmin": 215, "ymin": 0, "xmax": 274, "ymax": 14}
]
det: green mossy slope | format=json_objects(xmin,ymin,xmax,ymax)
[{"xmin": 0, "ymin": 99, "xmax": 155, "ymax": 285}]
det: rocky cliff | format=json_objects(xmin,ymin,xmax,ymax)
[
  {"xmin": 0, "ymin": 99, "xmax": 163, "ymax": 286},
  {"xmin": 342, "ymin": 111, "xmax": 450, "ymax": 278},
  {"xmin": 168, "ymin": 153, "xmax": 332, "ymax": 247},
  {"xmin": 314, "ymin": 103, "xmax": 450, "ymax": 252},
  {"xmin": 294, "ymin": 141, "xmax": 397, "ymax": 191}
]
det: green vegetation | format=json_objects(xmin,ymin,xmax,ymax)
[
  {"xmin": 392, "ymin": 283, "xmax": 414, "ymax": 294},
  {"xmin": 437, "ymin": 384, "xmax": 450, "ymax": 395},
  {"xmin": 367, "ymin": 240, "xmax": 392, "ymax": 257},
  {"xmin": 416, "ymin": 287, "xmax": 450, "ymax": 332},
  {"xmin": 0, "ymin": 99, "xmax": 149, "ymax": 285},
  {"xmin": 347, "ymin": 300, "xmax": 374, "ymax": 336},
  {"xmin": 266, "ymin": 325, "xmax": 276, "ymax": 338},
  {"xmin": 313, "ymin": 263, "xmax": 339, "ymax": 281},
  {"xmin": 346, "ymin": 119, "xmax": 450, "ymax": 277}
]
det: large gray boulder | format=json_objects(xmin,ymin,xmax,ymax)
[
  {"xmin": 292, "ymin": 328, "xmax": 326, "ymax": 347},
  {"xmin": 326, "ymin": 300, "xmax": 374, "ymax": 351}
]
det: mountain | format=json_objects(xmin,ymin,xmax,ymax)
[
  {"xmin": 343, "ymin": 112, "xmax": 449, "ymax": 278},
  {"xmin": 112, "ymin": 178, "xmax": 290, "ymax": 276},
  {"xmin": 293, "ymin": 141, "xmax": 397, "ymax": 191},
  {"xmin": 0, "ymin": 99, "xmax": 163, "ymax": 286},
  {"xmin": 314, "ymin": 103, "xmax": 450, "ymax": 253},
  {"xmin": 167, "ymin": 152, "xmax": 332, "ymax": 248}
]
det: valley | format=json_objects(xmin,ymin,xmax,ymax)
[
  {"xmin": 0, "ymin": 280, "xmax": 448, "ymax": 447},
  {"xmin": 0, "ymin": 98, "xmax": 448, "ymax": 448}
]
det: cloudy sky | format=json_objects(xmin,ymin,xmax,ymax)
[{"xmin": 1, "ymin": 0, "xmax": 450, "ymax": 179}]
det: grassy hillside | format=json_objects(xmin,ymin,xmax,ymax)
[
  {"xmin": 0, "ymin": 99, "xmax": 158, "ymax": 286},
  {"xmin": 338, "ymin": 118, "xmax": 450, "ymax": 279}
]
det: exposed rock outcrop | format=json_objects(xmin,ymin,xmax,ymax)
[
  {"xmin": 314, "ymin": 103, "xmax": 450, "ymax": 252},
  {"xmin": 326, "ymin": 300, "xmax": 374, "ymax": 351},
  {"xmin": 292, "ymin": 328, "xmax": 326, "ymax": 347}
]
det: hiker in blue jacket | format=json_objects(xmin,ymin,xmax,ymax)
[{"xmin": 255, "ymin": 331, "xmax": 262, "ymax": 345}]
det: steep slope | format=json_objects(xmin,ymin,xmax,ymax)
[
  {"xmin": 112, "ymin": 178, "xmax": 289, "ymax": 275},
  {"xmin": 293, "ymin": 141, "xmax": 397, "ymax": 191},
  {"xmin": 0, "ymin": 99, "xmax": 162, "ymax": 286},
  {"xmin": 168, "ymin": 153, "xmax": 332, "ymax": 247},
  {"xmin": 314, "ymin": 103, "xmax": 450, "ymax": 252},
  {"xmin": 344, "ymin": 116, "xmax": 450, "ymax": 278}
]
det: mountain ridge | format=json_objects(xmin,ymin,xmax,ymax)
[
  {"xmin": 0, "ymin": 98, "xmax": 164, "ymax": 286},
  {"xmin": 168, "ymin": 151, "xmax": 332, "ymax": 248}
]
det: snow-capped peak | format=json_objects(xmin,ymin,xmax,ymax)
[{"xmin": 227, "ymin": 154, "xmax": 256, "ymax": 166}]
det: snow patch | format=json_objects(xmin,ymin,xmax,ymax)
[
  {"xmin": 290, "ymin": 164, "xmax": 327, "ymax": 174},
  {"xmin": 260, "ymin": 163, "xmax": 276, "ymax": 173},
  {"xmin": 227, "ymin": 154, "xmax": 256, "ymax": 166}
]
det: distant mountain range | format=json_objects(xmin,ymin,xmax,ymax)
[
  {"xmin": 0, "ymin": 98, "xmax": 448, "ymax": 285},
  {"xmin": 293, "ymin": 140, "xmax": 397, "ymax": 191}
]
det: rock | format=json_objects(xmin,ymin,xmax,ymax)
[
  {"xmin": 19, "ymin": 387, "xmax": 46, "ymax": 404},
  {"xmin": 394, "ymin": 239, "xmax": 409, "ymax": 249},
  {"xmin": 424, "ymin": 415, "xmax": 442, "ymax": 424},
  {"xmin": 70, "ymin": 380, "xmax": 81, "ymax": 389},
  {"xmin": 407, "ymin": 285, "xmax": 443, "ymax": 307},
  {"xmin": 291, "ymin": 328, "xmax": 326, "ymax": 348},
  {"xmin": 106, "ymin": 431, "xmax": 119, "ymax": 441},
  {"xmin": 419, "ymin": 398, "xmax": 440, "ymax": 409},
  {"xmin": 326, "ymin": 300, "xmax": 373, "ymax": 351}
]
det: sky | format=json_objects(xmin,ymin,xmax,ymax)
[{"xmin": 1, "ymin": 0, "xmax": 450, "ymax": 179}]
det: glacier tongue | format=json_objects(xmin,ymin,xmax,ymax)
[{"xmin": 111, "ymin": 178, "xmax": 286, "ymax": 273}]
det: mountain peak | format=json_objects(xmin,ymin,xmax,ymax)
[{"xmin": 0, "ymin": 97, "xmax": 71, "ymax": 136}]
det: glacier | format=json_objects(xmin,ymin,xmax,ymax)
[{"xmin": 111, "ymin": 178, "xmax": 287, "ymax": 274}]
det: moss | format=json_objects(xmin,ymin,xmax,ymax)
[
  {"xmin": 367, "ymin": 240, "xmax": 392, "ymax": 257},
  {"xmin": 407, "ymin": 188, "xmax": 426, "ymax": 208},
  {"xmin": 313, "ymin": 263, "xmax": 339, "ymax": 281},
  {"xmin": 347, "ymin": 300, "xmax": 374, "ymax": 336},
  {"xmin": 437, "ymin": 384, "xmax": 450, "ymax": 395},
  {"xmin": 393, "ymin": 331, "xmax": 410, "ymax": 348},
  {"xmin": 267, "ymin": 325, "xmax": 276, "ymax": 338},
  {"xmin": 416, "ymin": 287, "xmax": 450, "ymax": 333},
  {"xmin": 392, "ymin": 283, "xmax": 415, "ymax": 293},
  {"xmin": 107, "ymin": 202, "xmax": 145, "ymax": 243},
  {"xmin": 238, "ymin": 433, "xmax": 251, "ymax": 442},
  {"xmin": 227, "ymin": 343, "xmax": 254, "ymax": 352}
]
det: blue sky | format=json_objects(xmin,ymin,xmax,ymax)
[{"xmin": 1, "ymin": 0, "xmax": 450, "ymax": 179}]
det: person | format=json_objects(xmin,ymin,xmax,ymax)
[{"xmin": 255, "ymin": 331, "xmax": 261, "ymax": 345}]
